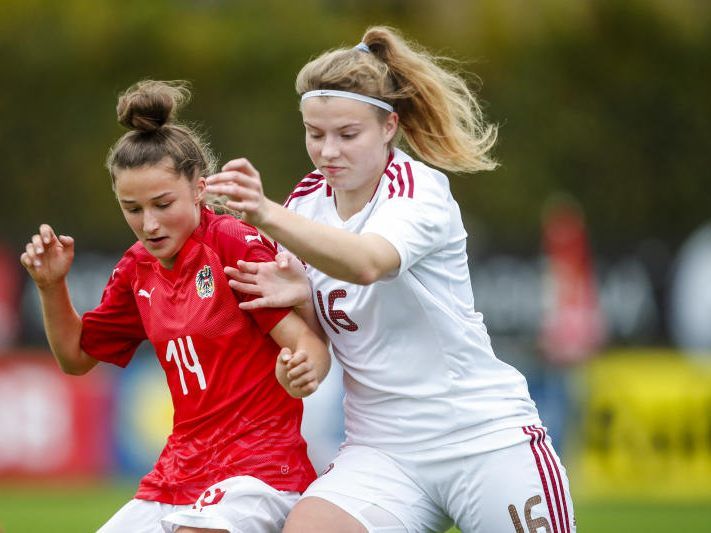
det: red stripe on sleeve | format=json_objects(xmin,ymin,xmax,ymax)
[
  {"xmin": 384, "ymin": 169, "xmax": 396, "ymax": 199},
  {"xmin": 404, "ymin": 162, "xmax": 414, "ymax": 198},
  {"xmin": 284, "ymin": 182, "xmax": 324, "ymax": 208},
  {"xmin": 394, "ymin": 164, "xmax": 406, "ymax": 197}
]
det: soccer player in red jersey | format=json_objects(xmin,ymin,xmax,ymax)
[{"xmin": 20, "ymin": 80, "xmax": 330, "ymax": 533}]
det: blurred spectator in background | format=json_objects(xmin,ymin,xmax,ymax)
[{"xmin": 540, "ymin": 194, "xmax": 607, "ymax": 365}]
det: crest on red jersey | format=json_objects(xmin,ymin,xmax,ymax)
[{"xmin": 195, "ymin": 265, "xmax": 215, "ymax": 299}]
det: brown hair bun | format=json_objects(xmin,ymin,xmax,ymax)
[{"xmin": 116, "ymin": 80, "xmax": 190, "ymax": 133}]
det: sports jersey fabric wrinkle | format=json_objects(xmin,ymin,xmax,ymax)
[{"xmin": 283, "ymin": 148, "xmax": 541, "ymax": 454}]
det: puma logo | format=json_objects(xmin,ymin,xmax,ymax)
[
  {"xmin": 137, "ymin": 287, "xmax": 155, "ymax": 306},
  {"xmin": 245, "ymin": 234, "xmax": 262, "ymax": 243}
]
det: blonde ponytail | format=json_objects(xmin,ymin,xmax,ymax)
[{"xmin": 296, "ymin": 26, "xmax": 497, "ymax": 174}]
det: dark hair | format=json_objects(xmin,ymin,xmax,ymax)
[{"xmin": 106, "ymin": 80, "xmax": 217, "ymax": 188}]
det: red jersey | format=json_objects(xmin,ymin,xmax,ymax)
[{"xmin": 81, "ymin": 208, "xmax": 316, "ymax": 504}]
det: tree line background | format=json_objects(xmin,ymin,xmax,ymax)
[{"xmin": 1, "ymin": 0, "xmax": 709, "ymax": 258}]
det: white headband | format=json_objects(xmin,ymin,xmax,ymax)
[{"xmin": 301, "ymin": 89, "xmax": 394, "ymax": 113}]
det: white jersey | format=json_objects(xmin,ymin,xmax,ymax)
[{"xmin": 284, "ymin": 148, "xmax": 540, "ymax": 452}]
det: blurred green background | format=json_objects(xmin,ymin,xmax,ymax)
[
  {"xmin": 2, "ymin": 0, "xmax": 709, "ymax": 254},
  {"xmin": 2, "ymin": 0, "xmax": 711, "ymax": 532}
]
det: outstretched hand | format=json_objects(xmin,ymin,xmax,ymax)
[
  {"xmin": 225, "ymin": 252, "xmax": 311, "ymax": 310},
  {"xmin": 206, "ymin": 158, "xmax": 270, "ymax": 227},
  {"xmin": 276, "ymin": 347, "xmax": 320, "ymax": 398},
  {"xmin": 20, "ymin": 224, "xmax": 75, "ymax": 289}
]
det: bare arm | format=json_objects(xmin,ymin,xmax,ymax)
[
  {"xmin": 268, "ymin": 310, "xmax": 330, "ymax": 398},
  {"xmin": 20, "ymin": 225, "xmax": 98, "ymax": 375},
  {"xmin": 207, "ymin": 158, "xmax": 401, "ymax": 285}
]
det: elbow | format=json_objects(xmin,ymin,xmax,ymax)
[
  {"xmin": 350, "ymin": 266, "xmax": 383, "ymax": 286},
  {"xmin": 347, "ymin": 253, "xmax": 398, "ymax": 285},
  {"xmin": 59, "ymin": 361, "xmax": 94, "ymax": 376},
  {"xmin": 59, "ymin": 363, "xmax": 91, "ymax": 376},
  {"xmin": 56, "ymin": 352, "xmax": 95, "ymax": 376}
]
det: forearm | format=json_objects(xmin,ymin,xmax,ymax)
[
  {"xmin": 259, "ymin": 199, "xmax": 398, "ymax": 285},
  {"xmin": 294, "ymin": 295, "xmax": 327, "ymax": 343},
  {"xmin": 37, "ymin": 283, "xmax": 97, "ymax": 375}
]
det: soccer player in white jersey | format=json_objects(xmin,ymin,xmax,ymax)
[
  {"xmin": 207, "ymin": 27, "xmax": 576, "ymax": 533},
  {"xmin": 20, "ymin": 80, "xmax": 330, "ymax": 533}
]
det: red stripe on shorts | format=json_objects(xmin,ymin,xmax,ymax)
[
  {"xmin": 523, "ymin": 425, "xmax": 559, "ymax": 533},
  {"xmin": 532, "ymin": 426, "xmax": 570, "ymax": 533}
]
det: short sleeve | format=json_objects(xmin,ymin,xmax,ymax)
[
  {"xmin": 215, "ymin": 220, "xmax": 291, "ymax": 334},
  {"xmin": 362, "ymin": 164, "xmax": 451, "ymax": 277},
  {"xmin": 80, "ymin": 254, "xmax": 146, "ymax": 367}
]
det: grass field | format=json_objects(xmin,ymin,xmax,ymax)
[{"xmin": 0, "ymin": 482, "xmax": 710, "ymax": 532}]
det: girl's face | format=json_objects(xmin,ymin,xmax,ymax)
[
  {"xmin": 114, "ymin": 158, "xmax": 205, "ymax": 269},
  {"xmin": 302, "ymin": 97, "xmax": 398, "ymax": 195}
]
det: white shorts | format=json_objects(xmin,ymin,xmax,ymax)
[
  {"xmin": 304, "ymin": 425, "xmax": 576, "ymax": 533},
  {"xmin": 97, "ymin": 476, "xmax": 299, "ymax": 533},
  {"xmin": 97, "ymin": 499, "xmax": 188, "ymax": 533},
  {"xmin": 161, "ymin": 476, "xmax": 300, "ymax": 532}
]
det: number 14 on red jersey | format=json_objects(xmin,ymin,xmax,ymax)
[{"xmin": 166, "ymin": 335, "xmax": 207, "ymax": 395}]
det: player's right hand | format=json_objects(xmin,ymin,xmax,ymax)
[{"xmin": 20, "ymin": 224, "xmax": 75, "ymax": 289}]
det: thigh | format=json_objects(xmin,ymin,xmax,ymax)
[
  {"xmin": 98, "ymin": 498, "xmax": 184, "ymax": 533},
  {"xmin": 284, "ymin": 496, "xmax": 368, "ymax": 533},
  {"xmin": 297, "ymin": 445, "xmax": 452, "ymax": 533},
  {"xmin": 445, "ymin": 426, "xmax": 576, "ymax": 533},
  {"xmin": 161, "ymin": 476, "xmax": 299, "ymax": 533}
]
